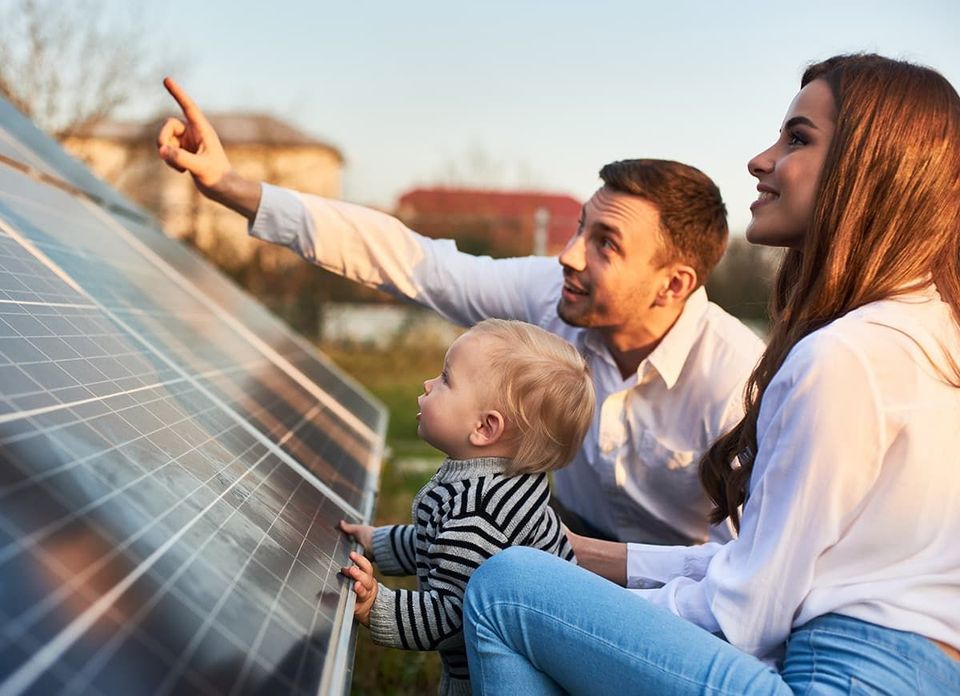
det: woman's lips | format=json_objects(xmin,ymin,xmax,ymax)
[{"xmin": 750, "ymin": 190, "xmax": 779, "ymax": 212}]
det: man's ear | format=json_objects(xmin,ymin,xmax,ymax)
[
  {"xmin": 469, "ymin": 410, "xmax": 506, "ymax": 447},
  {"xmin": 654, "ymin": 263, "xmax": 698, "ymax": 307}
]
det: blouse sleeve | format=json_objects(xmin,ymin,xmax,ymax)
[
  {"xmin": 626, "ymin": 541, "xmax": 724, "ymax": 589},
  {"xmin": 631, "ymin": 330, "xmax": 886, "ymax": 657}
]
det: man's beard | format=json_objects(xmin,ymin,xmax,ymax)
[{"xmin": 557, "ymin": 297, "xmax": 597, "ymax": 327}]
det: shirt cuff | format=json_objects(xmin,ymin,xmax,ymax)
[
  {"xmin": 627, "ymin": 543, "xmax": 671, "ymax": 589},
  {"xmin": 626, "ymin": 542, "xmax": 721, "ymax": 588},
  {"xmin": 248, "ymin": 182, "xmax": 311, "ymax": 246}
]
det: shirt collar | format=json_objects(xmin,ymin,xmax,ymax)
[
  {"xmin": 582, "ymin": 330, "xmax": 615, "ymax": 367},
  {"xmin": 643, "ymin": 286, "xmax": 709, "ymax": 390},
  {"xmin": 580, "ymin": 286, "xmax": 710, "ymax": 389}
]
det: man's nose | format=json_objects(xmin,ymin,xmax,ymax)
[{"xmin": 559, "ymin": 233, "xmax": 586, "ymax": 272}]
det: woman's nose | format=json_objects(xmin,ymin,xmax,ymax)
[{"xmin": 747, "ymin": 145, "xmax": 775, "ymax": 178}]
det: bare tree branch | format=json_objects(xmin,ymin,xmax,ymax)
[{"xmin": 0, "ymin": 0, "xmax": 182, "ymax": 139}]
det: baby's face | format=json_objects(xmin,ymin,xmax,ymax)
[{"xmin": 416, "ymin": 330, "xmax": 494, "ymax": 457}]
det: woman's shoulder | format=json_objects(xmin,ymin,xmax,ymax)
[{"xmin": 783, "ymin": 288, "xmax": 958, "ymax": 386}]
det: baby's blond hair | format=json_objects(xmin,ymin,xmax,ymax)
[{"xmin": 469, "ymin": 319, "xmax": 595, "ymax": 475}]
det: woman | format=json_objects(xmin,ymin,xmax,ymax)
[{"xmin": 462, "ymin": 54, "xmax": 960, "ymax": 694}]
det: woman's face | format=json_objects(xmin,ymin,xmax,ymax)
[{"xmin": 746, "ymin": 79, "xmax": 837, "ymax": 248}]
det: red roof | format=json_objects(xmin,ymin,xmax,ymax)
[{"xmin": 396, "ymin": 187, "xmax": 581, "ymax": 254}]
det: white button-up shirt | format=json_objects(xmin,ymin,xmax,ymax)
[
  {"xmin": 626, "ymin": 287, "xmax": 960, "ymax": 660},
  {"xmin": 250, "ymin": 184, "xmax": 765, "ymax": 544}
]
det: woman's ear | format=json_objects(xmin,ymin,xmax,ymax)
[{"xmin": 469, "ymin": 410, "xmax": 506, "ymax": 447}]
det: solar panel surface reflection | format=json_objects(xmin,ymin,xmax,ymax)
[{"xmin": 0, "ymin": 102, "xmax": 385, "ymax": 696}]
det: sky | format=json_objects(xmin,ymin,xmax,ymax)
[{"xmin": 105, "ymin": 0, "xmax": 959, "ymax": 234}]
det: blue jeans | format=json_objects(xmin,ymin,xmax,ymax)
[{"xmin": 463, "ymin": 548, "xmax": 960, "ymax": 695}]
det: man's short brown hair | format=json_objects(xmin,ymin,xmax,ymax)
[{"xmin": 599, "ymin": 159, "xmax": 728, "ymax": 286}]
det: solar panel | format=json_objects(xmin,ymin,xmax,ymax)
[
  {"xmin": 0, "ymin": 98, "xmax": 385, "ymax": 696},
  {"xmin": 0, "ymin": 99, "xmax": 139, "ymax": 216}
]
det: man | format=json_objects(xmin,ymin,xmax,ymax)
[{"xmin": 157, "ymin": 78, "xmax": 764, "ymax": 546}]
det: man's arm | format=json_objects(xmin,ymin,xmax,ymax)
[
  {"xmin": 157, "ymin": 78, "xmax": 263, "ymax": 220},
  {"xmin": 158, "ymin": 79, "xmax": 559, "ymax": 328},
  {"xmin": 249, "ymin": 186, "xmax": 559, "ymax": 327}
]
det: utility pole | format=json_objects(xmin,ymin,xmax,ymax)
[{"xmin": 533, "ymin": 206, "xmax": 549, "ymax": 256}]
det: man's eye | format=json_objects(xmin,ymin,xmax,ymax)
[
  {"xmin": 441, "ymin": 370, "xmax": 449, "ymax": 384},
  {"xmin": 600, "ymin": 238, "xmax": 618, "ymax": 252}
]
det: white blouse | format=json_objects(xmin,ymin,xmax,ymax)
[{"xmin": 626, "ymin": 287, "xmax": 960, "ymax": 660}]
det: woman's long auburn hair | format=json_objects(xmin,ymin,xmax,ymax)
[{"xmin": 699, "ymin": 54, "xmax": 960, "ymax": 529}]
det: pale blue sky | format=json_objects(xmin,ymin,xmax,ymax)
[{"xmin": 114, "ymin": 0, "xmax": 958, "ymax": 233}]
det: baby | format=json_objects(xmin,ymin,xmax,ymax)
[{"xmin": 340, "ymin": 318, "xmax": 595, "ymax": 695}]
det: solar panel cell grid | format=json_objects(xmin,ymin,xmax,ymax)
[
  {"xmin": 0, "ymin": 368, "xmax": 359, "ymax": 694},
  {"xmin": 0, "ymin": 100, "xmax": 384, "ymax": 695},
  {"xmin": 108, "ymin": 213, "xmax": 384, "ymax": 434}
]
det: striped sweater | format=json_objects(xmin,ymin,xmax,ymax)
[{"xmin": 368, "ymin": 456, "xmax": 576, "ymax": 696}]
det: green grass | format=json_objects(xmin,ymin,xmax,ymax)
[
  {"xmin": 323, "ymin": 338, "xmax": 451, "ymax": 444},
  {"xmin": 321, "ymin": 340, "xmax": 447, "ymax": 695}
]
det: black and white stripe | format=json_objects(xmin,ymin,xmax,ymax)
[{"xmin": 368, "ymin": 457, "xmax": 575, "ymax": 693}]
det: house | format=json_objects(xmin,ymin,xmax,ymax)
[
  {"xmin": 63, "ymin": 113, "xmax": 343, "ymax": 270},
  {"xmin": 395, "ymin": 187, "xmax": 581, "ymax": 257}
]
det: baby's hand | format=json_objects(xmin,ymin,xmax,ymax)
[
  {"xmin": 338, "ymin": 520, "xmax": 375, "ymax": 554},
  {"xmin": 342, "ymin": 551, "xmax": 378, "ymax": 626}
]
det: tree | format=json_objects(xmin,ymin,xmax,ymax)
[
  {"xmin": 705, "ymin": 237, "xmax": 783, "ymax": 329},
  {"xmin": 0, "ymin": 0, "xmax": 175, "ymax": 139}
]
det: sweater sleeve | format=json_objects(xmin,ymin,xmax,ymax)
[
  {"xmin": 371, "ymin": 524, "xmax": 418, "ymax": 576},
  {"xmin": 367, "ymin": 511, "xmax": 511, "ymax": 650}
]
